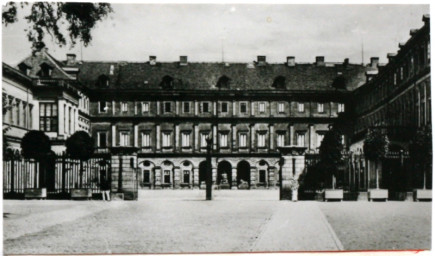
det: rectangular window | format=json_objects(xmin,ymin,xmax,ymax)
[
  {"xmin": 221, "ymin": 102, "xmax": 228, "ymax": 113},
  {"xmin": 183, "ymin": 102, "xmax": 190, "ymax": 113},
  {"xmin": 98, "ymin": 132, "xmax": 107, "ymax": 148},
  {"xmin": 278, "ymin": 102, "xmax": 285, "ymax": 113},
  {"xmin": 277, "ymin": 133, "xmax": 285, "ymax": 147},
  {"xmin": 400, "ymin": 67, "xmax": 404, "ymax": 80},
  {"xmin": 259, "ymin": 102, "xmax": 265, "ymax": 113},
  {"xmin": 257, "ymin": 132, "xmax": 266, "ymax": 148},
  {"xmin": 318, "ymin": 103, "xmax": 324, "ymax": 113},
  {"xmin": 259, "ymin": 170, "xmax": 266, "ymax": 183},
  {"xmin": 239, "ymin": 133, "xmax": 247, "ymax": 148},
  {"xmin": 200, "ymin": 133, "xmax": 208, "ymax": 148},
  {"xmin": 142, "ymin": 102, "xmax": 149, "ymax": 113},
  {"xmin": 142, "ymin": 132, "xmax": 151, "ymax": 148},
  {"xmin": 164, "ymin": 170, "xmax": 170, "ymax": 184},
  {"xmin": 181, "ymin": 131, "xmax": 191, "ymax": 147},
  {"xmin": 240, "ymin": 103, "xmax": 247, "ymax": 113},
  {"xmin": 99, "ymin": 101, "xmax": 107, "ymax": 113},
  {"xmin": 143, "ymin": 170, "xmax": 150, "ymax": 183},
  {"xmin": 338, "ymin": 103, "xmax": 345, "ymax": 113},
  {"xmin": 162, "ymin": 132, "xmax": 172, "ymax": 147},
  {"xmin": 120, "ymin": 131, "xmax": 130, "ymax": 146},
  {"xmin": 297, "ymin": 132, "xmax": 305, "ymax": 147},
  {"xmin": 183, "ymin": 170, "xmax": 190, "ymax": 183},
  {"xmin": 393, "ymin": 73, "xmax": 397, "ymax": 85},
  {"xmin": 39, "ymin": 103, "xmax": 58, "ymax": 132},
  {"xmin": 164, "ymin": 102, "xmax": 171, "ymax": 113},
  {"xmin": 121, "ymin": 102, "xmax": 128, "ymax": 112},
  {"xmin": 220, "ymin": 133, "xmax": 228, "ymax": 148},
  {"xmin": 298, "ymin": 103, "xmax": 304, "ymax": 112},
  {"xmin": 317, "ymin": 133, "xmax": 325, "ymax": 148},
  {"xmin": 202, "ymin": 102, "xmax": 209, "ymax": 113}
]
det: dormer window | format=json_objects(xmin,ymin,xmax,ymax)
[
  {"xmin": 96, "ymin": 75, "xmax": 110, "ymax": 88},
  {"xmin": 18, "ymin": 63, "xmax": 31, "ymax": 76},
  {"xmin": 160, "ymin": 75, "xmax": 174, "ymax": 89},
  {"xmin": 38, "ymin": 63, "xmax": 53, "ymax": 77},
  {"xmin": 272, "ymin": 76, "xmax": 286, "ymax": 89},
  {"xmin": 217, "ymin": 75, "xmax": 230, "ymax": 89}
]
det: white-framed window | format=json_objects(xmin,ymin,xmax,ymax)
[
  {"xmin": 277, "ymin": 133, "xmax": 285, "ymax": 147},
  {"xmin": 221, "ymin": 102, "xmax": 228, "ymax": 113},
  {"xmin": 257, "ymin": 132, "xmax": 266, "ymax": 148},
  {"xmin": 239, "ymin": 133, "xmax": 248, "ymax": 148},
  {"xmin": 99, "ymin": 101, "xmax": 107, "ymax": 113},
  {"xmin": 338, "ymin": 103, "xmax": 345, "ymax": 113},
  {"xmin": 297, "ymin": 132, "xmax": 305, "ymax": 147},
  {"xmin": 393, "ymin": 73, "xmax": 397, "ymax": 85},
  {"xmin": 98, "ymin": 132, "xmax": 107, "ymax": 147},
  {"xmin": 162, "ymin": 132, "xmax": 172, "ymax": 147},
  {"xmin": 201, "ymin": 102, "xmax": 210, "ymax": 113},
  {"xmin": 181, "ymin": 131, "xmax": 191, "ymax": 147},
  {"xmin": 278, "ymin": 102, "xmax": 285, "ymax": 113},
  {"xmin": 318, "ymin": 103, "xmax": 324, "ymax": 113},
  {"xmin": 220, "ymin": 133, "xmax": 228, "ymax": 148},
  {"xmin": 142, "ymin": 102, "xmax": 150, "ymax": 113},
  {"xmin": 298, "ymin": 103, "xmax": 304, "ymax": 112},
  {"xmin": 317, "ymin": 133, "xmax": 325, "ymax": 148},
  {"xmin": 120, "ymin": 131, "xmax": 130, "ymax": 146},
  {"xmin": 183, "ymin": 102, "xmax": 190, "ymax": 113},
  {"xmin": 259, "ymin": 102, "xmax": 265, "ymax": 113},
  {"xmin": 142, "ymin": 132, "xmax": 151, "ymax": 148},
  {"xmin": 121, "ymin": 102, "xmax": 128, "ymax": 112},
  {"xmin": 200, "ymin": 132, "xmax": 209, "ymax": 148},
  {"xmin": 240, "ymin": 102, "xmax": 247, "ymax": 114}
]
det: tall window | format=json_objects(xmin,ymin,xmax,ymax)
[
  {"xmin": 183, "ymin": 170, "xmax": 190, "ymax": 183},
  {"xmin": 338, "ymin": 103, "xmax": 345, "ymax": 113},
  {"xmin": 120, "ymin": 131, "xmax": 130, "ymax": 146},
  {"xmin": 183, "ymin": 102, "xmax": 190, "ymax": 113},
  {"xmin": 318, "ymin": 103, "xmax": 324, "ymax": 113},
  {"xmin": 202, "ymin": 102, "xmax": 209, "ymax": 113},
  {"xmin": 39, "ymin": 103, "xmax": 58, "ymax": 132},
  {"xmin": 200, "ymin": 133, "xmax": 208, "ymax": 148},
  {"xmin": 240, "ymin": 103, "xmax": 247, "ymax": 113},
  {"xmin": 98, "ymin": 132, "xmax": 107, "ymax": 147},
  {"xmin": 221, "ymin": 102, "xmax": 228, "ymax": 113},
  {"xmin": 393, "ymin": 73, "xmax": 397, "ymax": 85},
  {"xmin": 142, "ymin": 132, "xmax": 151, "ymax": 148},
  {"xmin": 277, "ymin": 133, "xmax": 285, "ymax": 147},
  {"xmin": 259, "ymin": 170, "xmax": 266, "ymax": 183},
  {"xmin": 239, "ymin": 133, "xmax": 247, "ymax": 148},
  {"xmin": 164, "ymin": 170, "xmax": 171, "ymax": 183},
  {"xmin": 257, "ymin": 132, "xmax": 266, "ymax": 148},
  {"xmin": 142, "ymin": 102, "xmax": 149, "ymax": 113},
  {"xmin": 278, "ymin": 102, "xmax": 285, "ymax": 113},
  {"xmin": 297, "ymin": 132, "xmax": 305, "ymax": 146},
  {"xmin": 317, "ymin": 133, "xmax": 325, "ymax": 148},
  {"xmin": 164, "ymin": 102, "xmax": 171, "ymax": 113},
  {"xmin": 99, "ymin": 101, "xmax": 107, "ymax": 113},
  {"xmin": 121, "ymin": 102, "xmax": 128, "ymax": 112},
  {"xmin": 162, "ymin": 132, "xmax": 172, "ymax": 147},
  {"xmin": 220, "ymin": 133, "xmax": 228, "ymax": 148},
  {"xmin": 400, "ymin": 67, "xmax": 404, "ymax": 80},
  {"xmin": 298, "ymin": 103, "xmax": 304, "ymax": 112},
  {"xmin": 181, "ymin": 131, "xmax": 191, "ymax": 147},
  {"xmin": 259, "ymin": 102, "xmax": 265, "ymax": 113}
]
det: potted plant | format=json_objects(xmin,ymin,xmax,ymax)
[
  {"xmin": 66, "ymin": 131, "xmax": 94, "ymax": 199},
  {"xmin": 21, "ymin": 130, "xmax": 51, "ymax": 199},
  {"xmin": 364, "ymin": 128, "xmax": 389, "ymax": 201},
  {"xmin": 410, "ymin": 125, "xmax": 432, "ymax": 201},
  {"xmin": 319, "ymin": 128, "xmax": 344, "ymax": 201}
]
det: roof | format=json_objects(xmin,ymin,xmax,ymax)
[{"xmin": 76, "ymin": 61, "xmax": 369, "ymax": 91}]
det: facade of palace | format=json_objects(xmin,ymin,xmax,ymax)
[{"xmin": 2, "ymin": 15, "xmax": 430, "ymax": 190}]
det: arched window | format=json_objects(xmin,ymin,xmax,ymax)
[
  {"xmin": 96, "ymin": 75, "xmax": 110, "ymax": 88},
  {"xmin": 160, "ymin": 75, "xmax": 174, "ymax": 89},
  {"xmin": 272, "ymin": 76, "xmax": 286, "ymax": 89},
  {"xmin": 217, "ymin": 75, "xmax": 230, "ymax": 89}
]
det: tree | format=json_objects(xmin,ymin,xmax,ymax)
[
  {"xmin": 21, "ymin": 130, "xmax": 51, "ymax": 188},
  {"xmin": 66, "ymin": 131, "xmax": 94, "ymax": 187},
  {"xmin": 409, "ymin": 125, "xmax": 432, "ymax": 190},
  {"xmin": 363, "ymin": 128, "xmax": 389, "ymax": 189},
  {"xmin": 2, "ymin": 2, "xmax": 113, "ymax": 51},
  {"xmin": 319, "ymin": 128, "xmax": 344, "ymax": 189}
]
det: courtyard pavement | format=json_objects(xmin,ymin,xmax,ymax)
[{"xmin": 3, "ymin": 190, "xmax": 432, "ymax": 254}]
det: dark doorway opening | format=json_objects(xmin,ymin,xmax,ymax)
[
  {"xmin": 199, "ymin": 161, "xmax": 207, "ymax": 186},
  {"xmin": 237, "ymin": 161, "xmax": 251, "ymax": 188},
  {"xmin": 217, "ymin": 161, "xmax": 232, "ymax": 188}
]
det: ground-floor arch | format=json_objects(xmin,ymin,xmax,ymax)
[
  {"xmin": 217, "ymin": 161, "xmax": 232, "ymax": 188},
  {"xmin": 237, "ymin": 160, "xmax": 251, "ymax": 188}
]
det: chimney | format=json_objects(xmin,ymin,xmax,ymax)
[
  {"xmin": 149, "ymin": 56, "xmax": 157, "ymax": 65},
  {"xmin": 66, "ymin": 53, "xmax": 76, "ymax": 66},
  {"xmin": 387, "ymin": 53, "xmax": 396, "ymax": 63},
  {"xmin": 343, "ymin": 58, "xmax": 349, "ymax": 67},
  {"xmin": 370, "ymin": 57, "xmax": 379, "ymax": 68},
  {"xmin": 423, "ymin": 14, "xmax": 430, "ymax": 24},
  {"xmin": 180, "ymin": 56, "xmax": 188, "ymax": 66},
  {"xmin": 315, "ymin": 56, "xmax": 325, "ymax": 66},
  {"xmin": 287, "ymin": 56, "xmax": 295, "ymax": 67},
  {"xmin": 410, "ymin": 29, "xmax": 419, "ymax": 36},
  {"xmin": 257, "ymin": 56, "xmax": 266, "ymax": 66},
  {"xmin": 398, "ymin": 43, "xmax": 405, "ymax": 49}
]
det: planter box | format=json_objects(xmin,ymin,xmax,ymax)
[
  {"xmin": 70, "ymin": 188, "xmax": 92, "ymax": 200},
  {"xmin": 324, "ymin": 189, "xmax": 343, "ymax": 202},
  {"xmin": 368, "ymin": 189, "xmax": 388, "ymax": 201},
  {"xmin": 24, "ymin": 188, "xmax": 47, "ymax": 199},
  {"xmin": 414, "ymin": 189, "xmax": 432, "ymax": 201}
]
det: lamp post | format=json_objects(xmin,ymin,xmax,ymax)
[{"xmin": 205, "ymin": 136, "xmax": 213, "ymax": 200}]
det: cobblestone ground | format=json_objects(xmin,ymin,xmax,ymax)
[{"xmin": 3, "ymin": 190, "xmax": 432, "ymax": 254}]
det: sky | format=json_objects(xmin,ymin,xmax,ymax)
[{"xmin": 1, "ymin": 4, "xmax": 430, "ymax": 66}]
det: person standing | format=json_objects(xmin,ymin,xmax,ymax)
[{"xmin": 100, "ymin": 174, "xmax": 111, "ymax": 201}]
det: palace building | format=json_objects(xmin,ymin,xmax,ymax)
[{"xmin": 2, "ymin": 15, "xmax": 430, "ymax": 190}]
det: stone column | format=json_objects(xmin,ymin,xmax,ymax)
[
  {"xmin": 194, "ymin": 124, "xmax": 199, "ymax": 152},
  {"xmin": 156, "ymin": 101, "xmax": 160, "ymax": 116},
  {"xmin": 194, "ymin": 101, "xmax": 198, "ymax": 116},
  {"xmin": 176, "ymin": 101, "xmax": 179, "ymax": 115},
  {"xmin": 269, "ymin": 124, "xmax": 274, "ymax": 150},
  {"xmin": 111, "ymin": 125, "xmax": 116, "ymax": 147},
  {"xmin": 213, "ymin": 125, "xmax": 217, "ymax": 150},
  {"xmin": 268, "ymin": 166, "xmax": 276, "ymax": 189},
  {"xmin": 250, "ymin": 166, "xmax": 257, "ymax": 189},
  {"xmin": 289, "ymin": 125, "xmax": 294, "ymax": 145},
  {"xmin": 154, "ymin": 166, "xmax": 162, "ymax": 189},
  {"xmin": 212, "ymin": 167, "xmax": 217, "ymax": 185},
  {"xmin": 112, "ymin": 101, "xmax": 116, "ymax": 115},
  {"xmin": 156, "ymin": 124, "xmax": 161, "ymax": 151},
  {"xmin": 231, "ymin": 124, "xmax": 236, "ymax": 152},
  {"xmin": 58, "ymin": 100, "xmax": 65, "ymax": 136},
  {"xmin": 193, "ymin": 167, "xmax": 199, "ymax": 188},
  {"xmin": 278, "ymin": 146, "xmax": 306, "ymax": 200},
  {"xmin": 175, "ymin": 124, "xmax": 180, "ymax": 151},
  {"xmin": 213, "ymin": 101, "xmax": 217, "ymax": 116},
  {"xmin": 231, "ymin": 167, "xmax": 238, "ymax": 189},
  {"xmin": 134, "ymin": 124, "xmax": 138, "ymax": 147},
  {"xmin": 173, "ymin": 167, "xmax": 181, "ymax": 189}
]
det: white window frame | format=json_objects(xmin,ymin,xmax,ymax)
[
  {"xmin": 259, "ymin": 102, "xmax": 265, "ymax": 113},
  {"xmin": 297, "ymin": 132, "xmax": 305, "ymax": 147},
  {"xmin": 97, "ymin": 132, "xmax": 107, "ymax": 147},
  {"xmin": 200, "ymin": 132, "xmax": 209, "ymax": 148},
  {"xmin": 201, "ymin": 102, "xmax": 210, "ymax": 113},
  {"xmin": 240, "ymin": 102, "xmax": 247, "ymax": 114},
  {"xmin": 318, "ymin": 103, "xmax": 324, "ymax": 113},
  {"xmin": 277, "ymin": 133, "xmax": 285, "ymax": 147},
  {"xmin": 278, "ymin": 102, "xmax": 285, "ymax": 113},
  {"xmin": 220, "ymin": 132, "xmax": 228, "ymax": 148},
  {"xmin": 142, "ymin": 102, "xmax": 150, "ymax": 113},
  {"xmin": 162, "ymin": 132, "xmax": 172, "ymax": 148},
  {"xmin": 120, "ymin": 131, "xmax": 130, "ymax": 147},
  {"xmin": 338, "ymin": 103, "xmax": 345, "ymax": 113},
  {"xmin": 181, "ymin": 131, "xmax": 191, "ymax": 148},
  {"xmin": 298, "ymin": 103, "xmax": 304, "ymax": 113},
  {"xmin": 183, "ymin": 102, "xmax": 190, "ymax": 113},
  {"xmin": 121, "ymin": 102, "xmax": 128, "ymax": 113},
  {"xmin": 142, "ymin": 132, "xmax": 151, "ymax": 148},
  {"xmin": 239, "ymin": 133, "xmax": 248, "ymax": 148},
  {"xmin": 99, "ymin": 101, "xmax": 107, "ymax": 113},
  {"xmin": 317, "ymin": 133, "xmax": 325, "ymax": 148},
  {"xmin": 257, "ymin": 132, "xmax": 266, "ymax": 148}
]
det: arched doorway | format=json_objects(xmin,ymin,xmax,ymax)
[
  {"xmin": 217, "ymin": 161, "xmax": 232, "ymax": 188},
  {"xmin": 139, "ymin": 160, "xmax": 155, "ymax": 189},
  {"xmin": 180, "ymin": 161, "xmax": 193, "ymax": 188},
  {"xmin": 237, "ymin": 161, "xmax": 251, "ymax": 188},
  {"xmin": 199, "ymin": 161, "xmax": 208, "ymax": 188}
]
